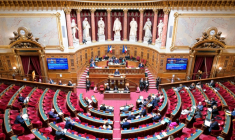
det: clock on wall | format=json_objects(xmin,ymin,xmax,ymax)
[
  {"xmin": 17, "ymin": 27, "xmax": 29, "ymax": 37},
  {"xmin": 206, "ymin": 27, "xmax": 218, "ymax": 40}
]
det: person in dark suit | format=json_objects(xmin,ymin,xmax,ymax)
[
  {"xmin": 144, "ymin": 78, "xmax": 149, "ymax": 92},
  {"xmin": 176, "ymin": 84, "xmax": 183, "ymax": 91},
  {"xmin": 55, "ymin": 127, "xmax": 67, "ymax": 140},
  {"xmin": 100, "ymin": 104, "xmax": 106, "ymax": 111},
  {"xmin": 86, "ymin": 79, "xmax": 91, "ymax": 92},
  {"xmin": 114, "ymin": 85, "xmax": 118, "ymax": 91},
  {"xmin": 139, "ymin": 78, "xmax": 145, "ymax": 91},
  {"xmin": 140, "ymin": 107, "xmax": 147, "ymax": 116},
  {"xmin": 194, "ymin": 108, "xmax": 202, "ymax": 120},
  {"xmin": 64, "ymin": 118, "xmax": 74, "ymax": 130},
  {"xmin": 114, "ymin": 69, "xmax": 120, "ymax": 75},
  {"xmin": 209, "ymin": 98, "xmax": 217, "ymax": 107},
  {"xmin": 209, "ymin": 119, "xmax": 220, "ymax": 133},
  {"xmin": 121, "ymin": 118, "xmax": 130, "ymax": 130},
  {"xmin": 18, "ymin": 94, "xmax": 25, "ymax": 103},
  {"xmin": 147, "ymin": 94, "xmax": 151, "ymax": 101},
  {"xmin": 232, "ymin": 108, "xmax": 235, "ymax": 117},
  {"xmin": 106, "ymin": 85, "xmax": 110, "ymax": 91},
  {"xmin": 197, "ymin": 102, "xmax": 204, "ymax": 111},
  {"xmin": 104, "ymin": 55, "xmax": 109, "ymax": 60},
  {"xmin": 125, "ymin": 54, "xmax": 130, "ymax": 60},
  {"xmin": 14, "ymin": 112, "xmax": 27, "ymax": 129},
  {"xmin": 112, "ymin": 55, "xmax": 116, "ymax": 60},
  {"xmin": 156, "ymin": 77, "xmax": 161, "ymax": 90},
  {"xmin": 127, "ymin": 113, "xmax": 136, "ymax": 120},
  {"xmin": 152, "ymin": 113, "xmax": 161, "ymax": 121},
  {"xmin": 138, "ymin": 63, "xmax": 144, "ymax": 68},
  {"xmin": 114, "ymin": 58, "xmax": 119, "ymax": 64},
  {"xmin": 84, "ymin": 97, "xmax": 89, "ymax": 105},
  {"xmin": 151, "ymin": 97, "xmax": 158, "ymax": 109},
  {"xmin": 90, "ymin": 61, "xmax": 97, "ymax": 68},
  {"xmin": 49, "ymin": 78, "xmax": 54, "ymax": 84},
  {"xmin": 58, "ymin": 80, "xmax": 63, "ymax": 85},
  {"xmin": 124, "ymin": 86, "xmax": 129, "ymax": 91},
  {"xmin": 212, "ymin": 105, "xmax": 219, "ymax": 118},
  {"xmin": 209, "ymin": 80, "xmax": 215, "ymax": 87},
  {"xmin": 48, "ymin": 109, "xmax": 60, "ymax": 120},
  {"xmin": 68, "ymin": 81, "xmax": 73, "ymax": 86}
]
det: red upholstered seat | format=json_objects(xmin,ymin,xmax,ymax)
[
  {"xmin": 18, "ymin": 136, "xmax": 30, "ymax": 140},
  {"xmin": 12, "ymin": 124, "xmax": 25, "ymax": 135},
  {"xmin": 136, "ymin": 56, "xmax": 140, "ymax": 61},
  {"xmin": 193, "ymin": 121, "xmax": 203, "ymax": 129},
  {"xmin": 32, "ymin": 120, "xmax": 43, "ymax": 128},
  {"xmin": 0, "ymin": 133, "xmax": 5, "ymax": 140},
  {"xmin": 90, "ymin": 82, "xmax": 95, "ymax": 89},
  {"xmin": 210, "ymin": 126, "xmax": 223, "ymax": 136}
]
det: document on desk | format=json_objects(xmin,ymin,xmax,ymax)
[
  {"xmin": 156, "ymin": 135, "xmax": 162, "ymax": 139},
  {"xmin": 162, "ymin": 132, "xmax": 167, "ymax": 136},
  {"xmin": 205, "ymin": 120, "xmax": 211, "ymax": 127}
]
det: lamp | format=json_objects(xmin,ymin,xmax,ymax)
[{"xmin": 219, "ymin": 67, "xmax": 222, "ymax": 70}]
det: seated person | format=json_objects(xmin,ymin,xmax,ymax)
[
  {"xmin": 168, "ymin": 119, "xmax": 179, "ymax": 129},
  {"xmin": 111, "ymin": 55, "xmax": 116, "ymax": 60},
  {"xmin": 124, "ymin": 85, "xmax": 129, "ymax": 92},
  {"xmin": 68, "ymin": 81, "xmax": 73, "ymax": 86},
  {"xmin": 209, "ymin": 98, "xmax": 217, "ymax": 107},
  {"xmin": 159, "ymin": 92, "xmax": 164, "ymax": 100},
  {"xmin": 95, "ymin": 56, "xmax": 99, "ymax": 62},
  {"xmin": 90, "ymin": 61, "xmax": 97, "ymax": 68},
  {"xmin": 121, "ymin": 118, "xmax": 130, "ymax": 130},
  {"xmin": 105, "ymin": 85, "xmax": 110, "ymax": 91},
  {"xmin": 151, "ymin": 97, "xmax": 159, "ymax": 109},
  {"xmin": 197, "ymin": 102, "xmax": 204, "ymax": 111},
  {"xmin": 106, "ymin": 107, "xmax": 114, "ymax": 112},
  {"xmin": 65, "ymin": 118, "xmax": 74, "ymax": 130},
  {"xmin": 176, "ymin": 84, "xmax": 183, "ymax": 91},
  {"xmin": 55, "ymin": 127, "xmax": 66, "ymax": 140},
  {"xmin": 196, "ymin": 81, "xmax": 203, "ymax": 88},
  {"xmin": 48, "ymin": 109, "xmax": 60, "ymax": 120},
  {"xmin": 125, "ymin": 54, "xmax": 130, "ymax": 60},
  {"xmin": 212, "ymin": 105, "xmax": 219, "ymax": 118},
  {"xmin": 209, "ymin": 119, "xmax": 220, "ymax": 133},
  {"xmin": 18, "ymin": 94, "xmax": 25, "ymax": 103},
  {"xmin": 152, "ymin": 113, "xmax": 161, "ymax": 121},
  {"xmin": 208, "ymin": 80, "xmax": 215, "ymax": 88},
  {"xmin": 114, "ymin": 58, "xmax": 119, "ymax": 64},
  {"xmin": 14, "ymin": 112, "xmax": 27, "ymax": 128},
  {"xmin": 127, "ymin": 112, "xmax": 136, "ymax": 120},
  {"xmin": 49, "ymin": 78, "xmax": 54, "ymax": 84},
  {"xmin": 189, "ymin": 83, "xmax": 195, "ymax": 90},
  {"xmin": 103, "ymin": 121, "xmax": 112, "ymax": 129},
  {"xmin": 104, "ymin": 55, "xmax": 109, "ymax": 60},
  {"xmin": 138, "ymin": 62, "xmax": 144, "ymax": 68},
  {"xmin": 109, "ymin": 57, "xmax": 113, "ymax": 62},
  {"xmin": 181, "ymin": 107, "xmax": 191, "ymax": 115},
  {"xmin": 100, "ymin": 104, "xmax": 106, "ymax": 111},
  {"xmin": 114, "ymin": 85, "xmax": 118, "ymax": 91},
  {"xmin": 114, "ymin": 69, "xmax": 120, "ymax": 75},
  {"xmin": 141, "ymin": 99, "xmax": 148, "ymax": 107},
  {"xmin": 58, "ymin": 80, "xmax": 63, "ymax": 85},
  {"xmin": 140, "ymin": 107, "xmax": 147, "ymax": 116},
  {"xmin": 84, "ymin": 97, "xmax": 90, "ymax": 105},
  {"xmin": 147, "ymin": 94, "xmax": 151, "ymax": 101},
  {"xmin": 232, "ymin": 108, "xmax": 235, "ymax": 117},
  {"xmin": 194, "ymin": 108, "xmax": 202, "ymax": 121},
  {"xmin": 121, "ymin": 58, "xmax": 126, "ymax": 64}
]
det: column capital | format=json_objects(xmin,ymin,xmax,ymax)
[
  {"xmin": 153, "ymin": 9, "xmax": 159, "ymax": 14},
  {"xmin": 163, "ymin": 8, "xmax": 171, "ymax": 14},
  {"xmin": 123, "ymin": 8, "xmax": 128, "ymax": 13},
  {"xmin": 107, "ymin": 8, "xmax": 112, "ymax": 13},
  {"xmin": 90, "ymin": 8, "xmax": 96, "ymax": 13},
  {"xmin": 76, "ymin": 9, "xmax": 82, "ymax": 13},
  {"xmin": 139, "ymin": 8, "xmax": 144, "ymax": 13},
  {"xmin": 64, "ymin": 7, "xmax": 71, "ymax": 14}
]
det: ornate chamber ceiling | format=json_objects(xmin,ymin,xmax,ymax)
[{"xmin": 0, "ymin": 0, "xmax": 235, "ymax": 10}]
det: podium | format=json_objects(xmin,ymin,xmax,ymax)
[{"xmin": 108, "ymin": 75, "xmax": 126, "ymax": 89}]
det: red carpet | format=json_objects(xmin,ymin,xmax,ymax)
[{"xmin": 77, "ymin": 88, "xmax": 158, "ymax": 139}]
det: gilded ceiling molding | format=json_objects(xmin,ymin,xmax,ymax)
[{"xmin": 170, "ymin": 12, "xmax": 181, "ymax": 52}]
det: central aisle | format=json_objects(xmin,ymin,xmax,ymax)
[{"xmin": 77, "ymin": 88, "xmax": 158, "ymax": 139}]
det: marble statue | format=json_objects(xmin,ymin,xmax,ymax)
[
  {"xmin": 98, "ymin": 17, "xmax": 105, "ymax": 35},
  {"xmin": 113, "ymin": 18, "xmax": 122, "ymax": 36},
  {"xmin": 82, "ymin": 18, "xmax": 91, "ymax": 39},
  {"xmin": 71, "ymin": 19, "xmax": 79, "ymax": 41},
  {"xmin": 130, "ymin": 18, "xmax": 137, "ymax": 37},
  {"xmin": 143, "ymin": 18, "xmax": 152, "ymax": 38},
  {"xmin": 156, "ymin": 20, "xmax": 164, "ymax": 41}
]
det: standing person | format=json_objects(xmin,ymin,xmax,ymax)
[
  {"xmin": 156, "ymin": 77, "xmax": 161, "ymax": 90},
  {"xmin": 86, "ymin": 79, "xmax": 91, "ymax": 92},
  {"xmin": 144, "ymin": 78, "xmax": 149, "ymax": 92},
  {"xmin": 139, "ymin": 78, "xmax": 145, "ymax": 91}
]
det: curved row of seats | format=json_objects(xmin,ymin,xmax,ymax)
[{"xmin": 165, "ymin": 88, "xmax": 181, "ymax": 119}]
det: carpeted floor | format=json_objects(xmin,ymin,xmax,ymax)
[{"xmin": 77, "ymin": 88, "xmax": 159, "ymax": 139}]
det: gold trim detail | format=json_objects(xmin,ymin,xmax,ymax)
[{"xmin": 170, "ymin": 12, "xmax": 181, "ymax": 52}]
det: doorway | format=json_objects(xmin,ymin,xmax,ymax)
[{"xmin": 192, "ymin": 56, "xmax": 214, "ymax": 79}]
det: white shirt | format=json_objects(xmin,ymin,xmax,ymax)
[{"xmin": 103, "ymin": 125, "xmax": 112, "ymax": 129}]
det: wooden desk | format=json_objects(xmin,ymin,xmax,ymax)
[
  {"xmin": 104, "ymin": 92, "xmax": 130, "ymax": 100},
  {"xmin": 108, "ymin": 64, "xmax": 126, "ymax": 69},
  {"xmin": 95, "ymin": 60, "xmax": 139, "ymax": 68}
]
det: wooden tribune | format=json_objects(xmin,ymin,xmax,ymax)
[{"xmin": 104, "ymin": 92, "xmax": 130, "ymax": 100}]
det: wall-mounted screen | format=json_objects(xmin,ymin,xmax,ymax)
[
  {"xmin": 47, "ymin": 58, "xmax": 68, "ymax": 70},
  {"xmin": 166, "ymin": 58, "xmax": 188, "ymax": 70}
]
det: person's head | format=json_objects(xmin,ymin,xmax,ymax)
[
  {"xmin": 213, "ymin": 105, "xmax": 217, "ymax": 109},
  {"xmin": 19, "ymin": 94, "xmax": 22, "ymax": 97},
  {"xmin": 211, "ymin": 118, "xmax": 215, "ymax": 123},
  {"xmin": 115, "ymin": 58, "xmax": 118, "ymax": 60},
  {"xmin": 147, "ymin": 18, "xmax": 150, "ymax": 21},
  {"xmin": 85, "ymin": 97, "xmax": 88, "ymax": 100},
  {"xmin": 105, "ymin": 122, "xmax": 109, "ymax": 126},
  {"xmin": 124, "ymin": 118, "xmax": 127, "ymax": 122},
  {"xmin": 102, "ymin": 104, "xmax": 105, "ymax": 107},
  {"xmin": 105, "ymin": 54, "xmax": 107, "ymax": 56},
  {"xmin": 69, "ymin": 81, "xmax": 71, "ymax": 83},
  {"xmin": 191, "ymin": 83, "xmax": 195, "ymax": 86},
  {"xmin": 145, "ymin": 78, "xmax": 148, "ymax": 81},
  {"xmin": 51, "ymin": 109, "xmax": 54, "ymax": 112},
  {"xmin": 87, "ymin": 79, "xmax": 89, "ymax": 81},
  {"xmin": 144, "ymin": 99, "xmax": 146, "ymax": 101},
  {"xmin": 179, "ymin": 84, "xmax": 183, "ymax": 87},
  {"xmin": 67, "ymin": 118, "xmax": 71, "ymax": 122},
  {"xmin": 19, "ymin": 112, "xmax": 23, "ymax": 117},
  {"xmin": 116, "ymin": 69, "xmax": 118, "ymax": 72},
  {"xmin": 195, "ymin": 108, "xmax": 199, "ymax": 112},
  {"xmin": 141, "ymin": 78, "xmax": 143, "ymax": 81},
  {"xmin": 131, "ymin": 112, "xmax": 133, "ymax": 116},
  {"xmin": 58, "ymin": 127, "xmax": 62, "ymax": 132},
  {"xmin": 175, "ymin": 118, "xmax": 179, "ymax": 124},
  {"xmin": 186, "ymin": 107, "xmax": 190, "ymax": 110},
  {"xmin": 198, "ymin": 102, "xmax": 202, "ymax": 105},
  {"xmin": 59, "ymin": 80, "xmax": 61, "ymax": 83},
  {"xmin": 211, "ymin": 98, "xmax": 215, "ymax": 101},
  {"xmin": 211, "ymin": 80, "xmax": 214, "ymax": 83}
]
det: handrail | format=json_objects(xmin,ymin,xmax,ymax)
[
  {"xmin": 77, "ymin": 61, "xmax": 89, "ymax": 84},
  {"xmin": 96, "ymin": 78, "xmax": 108, "ymax": 87},
  {"xmin": 146, "ymin": 63, "xmax": 157, "ymax": 79},
  {"xmin": 125, "ymin": 78, "xmax": 138, "ymax": 87}
]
